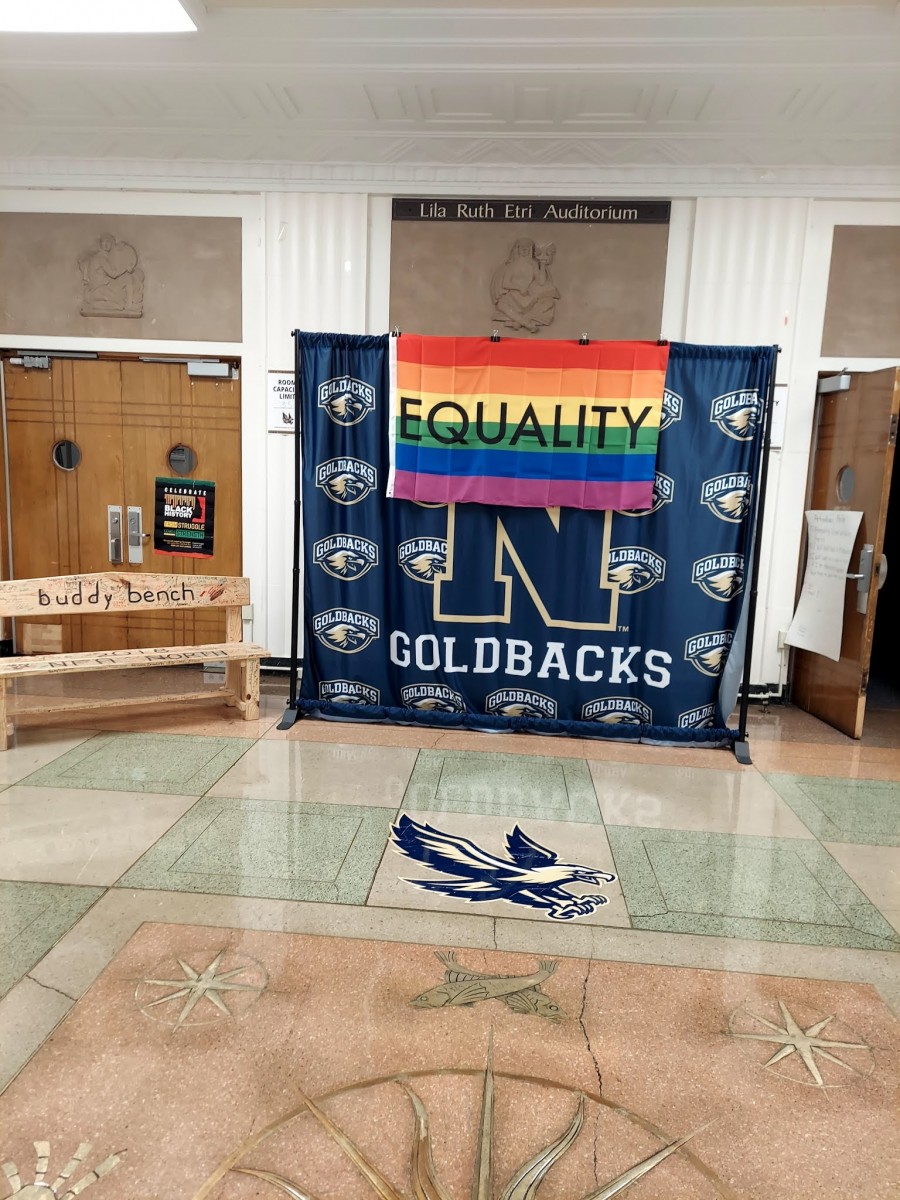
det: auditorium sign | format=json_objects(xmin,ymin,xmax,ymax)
[{"xmin": 392, "ymin": 198, "xmax": 670, "ymax": 224}]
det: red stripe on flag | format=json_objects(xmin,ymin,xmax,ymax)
[{"xmin": 395, "ymin": 334, "xmax": 669, "ymax": 375}]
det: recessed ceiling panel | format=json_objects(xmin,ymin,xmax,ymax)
[{"xmin": 0, "ymin": 2, "xmax": 896, "ymax": 175}]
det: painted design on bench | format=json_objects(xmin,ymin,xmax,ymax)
[
  {"xmin": 34, "ymin": 580, "xmax": 201, "ymax": 611},
  {"xmin": 0, "ymin": 647, "xmax": 243, "ymax": 673},
  {"xmin": 0, "ymin": 574, "xmax": 248, "ymax": 616}
]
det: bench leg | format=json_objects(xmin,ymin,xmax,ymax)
[
  {"xmin": 241, "ymin": 658, "xmax": 260, "ymax": 721},
  {"xmin": 224, "ymin": 661, "xmax": 242, "ymax": 709},
  {"xmin": 0, "ymin": 681, "xmax": 7, "ymax": 750}
]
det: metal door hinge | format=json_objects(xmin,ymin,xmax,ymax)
[{"xmin": 890, "ymin": 412, "xmax": 898, "ymax": 446}]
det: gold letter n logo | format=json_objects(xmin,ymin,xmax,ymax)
[{"xmin": 434, "ymin": 505, "xmax": 620, "ymax": 630}]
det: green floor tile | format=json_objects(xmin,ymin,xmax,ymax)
[
  {"xmin": 20, "ymin": 733, "xmax": 256, "ymax": 796},
  {"xmin": 606, "ymin": 825, "xmax": 900, "ymax": 951},
  {"xmin": 766, "ymin": 774, "xmax": 900, "ymax": 846},
  {"xmin": 402, "ymin": 750, "xmax": 602, "ymax": 823},
  {"xmin": 0, "ymin": 880, "xmax": 102, "ymax": 998},
  {"xmin": 117, "ymin": 797, "xmax": 392, "ymax": 903}
]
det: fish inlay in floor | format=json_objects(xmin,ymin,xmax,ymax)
[{"xmin": 411, "ymin": 951, "xmax": 566, "ymax": 1021}]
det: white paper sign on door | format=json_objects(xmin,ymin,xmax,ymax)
[
  {"xmin": 768, "ymin": 383, "xmax": 788, "ymax": 450},
  {"xmin": 784, "ymin": 509, "xmax": 863, "ymax": 661},
  {"xmin": 268, "ymin": 371, "xmax": 296, "ymax": 433}
]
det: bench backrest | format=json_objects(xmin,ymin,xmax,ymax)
[{"xmin": 0, "ymin": 573, "xmax": 250, "ymax": 618}]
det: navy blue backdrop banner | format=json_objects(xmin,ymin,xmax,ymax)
[{"xmin": 296, "ymin": 334, "xmax": 775, "ymax": 744}]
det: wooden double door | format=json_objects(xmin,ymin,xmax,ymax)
[
  {"xmin": 1, "ymin": 355, "xmax": 242, "ymax": 653},
  {"xmin": 792, "ymin": 367, "xmax": 898, "ymax": 737}
]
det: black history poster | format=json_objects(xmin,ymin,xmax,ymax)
[{"xmin": 154, "ymin": 477, "xmax": 215, "ymax": 559}]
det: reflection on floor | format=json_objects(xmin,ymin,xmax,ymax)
[{"xmin": 0, "ymin": 673, "xmax": 897, "ymax": 1199}]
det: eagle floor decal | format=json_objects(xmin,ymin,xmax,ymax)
[
  {"xmin": 390, "ymin": 815, "xmax": 617, "ymax": 921},
  {"xmin": 296, "ymin": 334, "xmax": 776, "ymax": 741}
]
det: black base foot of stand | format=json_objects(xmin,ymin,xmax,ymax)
[
  {"xmin": 733, "ymin": 739, "xmax": 753, "ymax": 766},
  {"xmin": 277, "ymin": 706, "xmax": 301, "ymax": 731}
]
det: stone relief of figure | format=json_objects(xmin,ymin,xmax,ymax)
[
  {"xmin": 490, "ymin": 238, "xmax": 560, "ymax": 333},
  {"xmin": 77, "ymin": 233, "xmax": 144, "ymax": 317}
]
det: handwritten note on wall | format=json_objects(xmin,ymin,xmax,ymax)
[{"xmin": 785, "ymin": 510, "xmax": 863, "ymax": 661}]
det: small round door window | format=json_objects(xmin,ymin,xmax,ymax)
[
  {"xmin": 51, "ymin": 439, "xmax": 81, "ymax": 471},
  {"xmin": 836, "ymin": 465, "xmax": 856, "ymax": 504},
  {"xmin": 167, "ymin": 444, "xmax": 197, "ymax": 476}
]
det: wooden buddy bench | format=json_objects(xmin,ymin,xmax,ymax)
[{"xmin": 0, "ymin": 573, "xmax": 269, "ymax": 748}]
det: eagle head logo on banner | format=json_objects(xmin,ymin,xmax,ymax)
[{"xmin": 710, "ymin": 390, "xmax": 764, "ymax": 441}]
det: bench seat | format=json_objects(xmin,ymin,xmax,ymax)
[{"xmin": 0, "ymin": 642, "xmax": 268, "ymax": 678}]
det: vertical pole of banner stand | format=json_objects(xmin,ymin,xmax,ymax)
[
  {"xmin": 278, "ymin": 331, "xmax": 303, "ymax": 730},
  {"xmin": 733, "ymin": 347, "xmax": 779, "ymax": 764}
]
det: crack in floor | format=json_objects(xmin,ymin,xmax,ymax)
[
  {"xmin": 577, "ymin": 969, "xmax": 603, "ymax": 1092},
  {"xmin": 25, "ymin": 974, "xmax": 77, "ymax": 1003},
  {"xmin": 577, "ymin": 965, "xmax": 603, "ymax": 1182}
]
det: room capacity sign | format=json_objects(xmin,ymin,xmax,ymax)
[{"xmin": 154, "ymin": 477, "xmax": 215, "ymax": 559}]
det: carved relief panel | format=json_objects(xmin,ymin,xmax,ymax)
[
  {"xmin": 77, "ymin": 234, "xmax": 144, "ymax": 318},
  {"xmin": 390, "ymin": 198, "xmax": 669, "ymax": 340},
  {"xmin": 0, "ymin": 213, "xmax": 241, "ymax": 341}
]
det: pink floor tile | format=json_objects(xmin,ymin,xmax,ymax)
[{"xmin": 1, "ymin": 924, "xmax": 896, "ymax": 1200}]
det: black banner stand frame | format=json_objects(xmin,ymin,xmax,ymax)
[
  {"xmin": 279, "ymin": 334, "xmax": 779, "ymax": 762},
  {"xmin": 732, "ymin": 344, "xmax": 780, "ymax": 765},
  {"xmin": 277, "ymin": 329, "xmax": 304, "ymax": 731}
]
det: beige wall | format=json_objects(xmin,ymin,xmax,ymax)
[
  {"xmin": 390, "ymin": 219, "xmax": 668, "ymax": 339},
  {"xmin": 0, "ymin": 212, "xmax": 242, "ymax": 341},
  {"xmin": 821, "ymin": 226, "xmax": 900, "ymax": 358}
]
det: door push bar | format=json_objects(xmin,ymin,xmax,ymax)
[
  {"xmin": 107, "ymin": 505, "xmax": 123, "ymax": 565},
  {"xmin": 109, "ymin": 504, "xmax": 148, "ymax": 565},
  {"xmin": 846, "ymin": 544, "xmax": 887, "ymax": 615}
]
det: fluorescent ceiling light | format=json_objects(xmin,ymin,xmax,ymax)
[{"xmin": 0, "ymin": 0, "xmax": 196, "ymax": 33}]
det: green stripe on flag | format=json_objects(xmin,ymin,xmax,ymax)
[{"xmin": 397, "ymin": 419, "xmax": 659, "ymax": 454}]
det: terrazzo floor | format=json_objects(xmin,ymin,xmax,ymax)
[{"xmin": 0, "ymin": 672, "xmax": 897, "ymax": 1199}]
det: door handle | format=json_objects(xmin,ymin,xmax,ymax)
[
  {"xmin": 127, "ymin": 505, "xmax": 144, "ymax": 565},
  {"xmin": 850, "ymin": 543, "xmax": 874, "ymax": 615},
  {"xmin": 107, "ymin": 505, "xmax": 123, "ymax": 565},
  {"xmin": 876, "ymin": 554, "xmax": 888, "ymax": 590}
]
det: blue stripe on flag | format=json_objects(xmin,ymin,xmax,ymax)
[{"xmin": 394, "ymin": 443, "xmax": 656, "ymax": 482}]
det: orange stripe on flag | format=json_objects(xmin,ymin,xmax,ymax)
[{"xmin": 395, "ymin": 362, "xmax": 667, "ymax": 400}]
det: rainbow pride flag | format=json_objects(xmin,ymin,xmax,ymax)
[{"xmin": 387, "ymin": 335, "xmax": 670, "ymax": 510}]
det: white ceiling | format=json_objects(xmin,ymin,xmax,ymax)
[{"xmin": 0, "ymin": 2, "xmax": 897, "ymax": 191}]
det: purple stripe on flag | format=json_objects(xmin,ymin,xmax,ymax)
[{"xmin": 391, "ymin": 470, "xmax": 653, "ymax": 511}]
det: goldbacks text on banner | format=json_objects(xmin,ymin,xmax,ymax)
[
  {"xmin": 387, "ymin": 335, "xmax": 669, "ymax": 511},
  {"xmin": 296, "ymin": 332, "xmax": 774, "ymax": 744}
]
